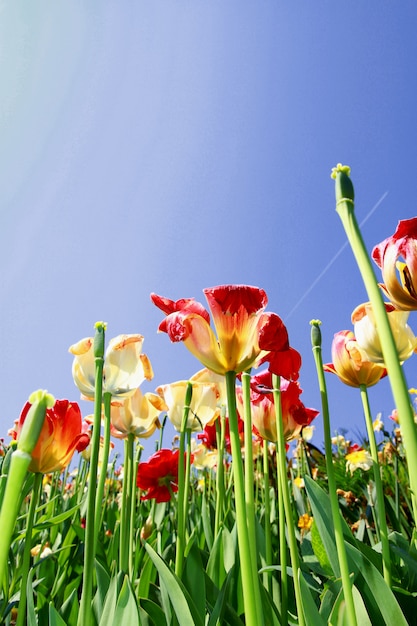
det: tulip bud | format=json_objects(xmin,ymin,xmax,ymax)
[
  {"xmin": 93, "ymin": 321, "xmax": 107, "ymax": 359},
  {"xmin": 17, "ymin": 390, "xmax": 55, "ymax": 457},
  {"xmin": 331, "ymin": 163, "xmax": 354, "ymax": 204},
  {"xmin": 310, "ymin": 320, "xmax": 322, "ymax": 349}
]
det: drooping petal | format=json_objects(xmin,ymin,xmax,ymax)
[{"xmin": 69, "ymin": 338, "xmax": 96, "ymax": 399}]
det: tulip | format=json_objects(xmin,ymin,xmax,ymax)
[
  {"xmin": 236, "ymin": 370, "xmax": 318, "ymax": 442},
  {"xmin": 323, "ymin": 330, "xmax": 387, "ymax": 387},
  {"xmin": 352, "ymin": 302, "xmax": 417, "ymax": 364},
  {"xmin": 137, "ymin": 449, "xmax": 189, "ymax": 503},
  {"xmin": 372, "ymin": 217, "xmax": 417, "ymax": 310},
  {"xmin": 151, "ymin": 285, "xmax": 301, "ymax": 379},
  {"xmin": 110, "ymin": 388, "xmax": 166, "ymax": 439},
  {"xmin": 69, "ymin": 334, "xmax": 153, "ymax": 400},
  {"xmin": 11, "ymin": 399, "xmax": 89, "ymax": 474},
  {"xmin": 156, "ymin": 375, "xmax": 219, "ymax": 432}
]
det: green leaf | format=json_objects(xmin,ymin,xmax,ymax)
[
  {"xmin": 113, "ymin": 576, "xmax": 140, "ymax": 626},
  {"xmin": 48, "ymin": 603, "xmax": 67, "ymax": 626},
  {"xmin": 201, "ymin": 491, "xmax": 213, "ymax": 551},
  {"xmin": 99, "ymin": 572, "xmax": 125, "ymax": 626},
  {"xmin": 93, "ymin": 559, "xmax": 111, "ymax": 623},
  {"xmin": 139, "ymin": 598, "xmax": 167, "ymax": 625},
  {"xmin": 304, "ymin": 476, "xmax": 355, "ymax": 577},
  {"xmin": 26, "ymin": 567, "xmax": 38, "ymax": 626},
  {"xmin": 144, "ymin": 542, "xmax": 204, "ymax": 626},
  {"xmin": 59, "ymin": 589, "xmax": 79, "ymax": 626},
  {"xmin": 183, "ymin": 541, "xmax": 206, "ymax": 622},
  {"xmin": 299, "ymin": 571, "xmax": 326, "ymax": 626}
]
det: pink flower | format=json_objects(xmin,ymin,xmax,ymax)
[{"xmin": 373, "ymin": 217, "xmax": 417, "ymax": 310}]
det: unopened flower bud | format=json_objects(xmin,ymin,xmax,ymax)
[
  {"xmin": 331, "ymin": 163, "xmax": 354, "ymax": 204},
  {"xmin": 310, "ymin": 320, "xmax": 322, "ymax": 348},
  {"xmin": 17, "ymin": 391, "xmax": 55, "ymax": 456}
]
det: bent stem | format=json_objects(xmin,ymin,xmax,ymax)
[
  {"xmin": 334, "ymin": 168, "xmax": 417, "ymax": 520},
  {"xmin": 359, "ymin": 384, "xmax": 392, "ymax": 586},
  {"xmin": 272, "ymin": 374, "xmax": 305, "ymax": 626},
  {"xmin": 311, "ymin": 322, "xmax": 357, "ymax": 626},
  {"xmin": 225, "ymin": 371, "xmax": 264, "ymax": 626}
]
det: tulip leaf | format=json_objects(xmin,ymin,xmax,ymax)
[
  {"xmin": 298, "ymin": 571, "xmax": 326, "ymax": 626},
  {"xmin": 144, "ymin": 542, "xmax": 204, "ymax": 626},
  {"xmin": 183, "ymin": 540, "xmax": 206, "ymax": 622},
  {"xmin": 113, "ymin": 576, "xmax": 140, "ymax": 626},
  {"xmin": 48, "ymin": 603, "xmax": 68, "ymax": 626},
  {"xmin": 139, "ymin": 598, "xmax": 167, "ymax": 625}
]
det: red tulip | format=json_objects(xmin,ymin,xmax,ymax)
[
  {"xmin": 12, "ymin": 399, "xmax": 90, "ymax": 473},
  {"xmin": 137, "ymin": 449, "xmax": 190, "ymax": 503},
  {"xmin": 236, "ymin": 370, "xmax": 318, "ymax": 442},
  {"xmin": 151, "ymin": 285, "xmax": 301, "ymax": 379}
]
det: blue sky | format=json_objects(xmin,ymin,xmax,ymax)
[{"xmin": 1, "ymin": 2, "xmax": 417, "ymax": 461}]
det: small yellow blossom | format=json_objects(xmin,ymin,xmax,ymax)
[
  {"xmin": 294, "ymin": 476, "xmax": 305, "ymax": 489},
  {"xmin": 298, "ymin": 514, "xmax": 313, "ymax": 532},
  {"xmin": 373, "ymin": 414, "xmax": 384, "ymax": 432},
  {"xmin": 345, "ymin": 449, "xmax": 373, "ymax": 474}
]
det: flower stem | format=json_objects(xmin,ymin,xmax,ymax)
[
  {"xmin": 310, "ymin": 322, "xmax": 357, "ymax": 626},
  {"xmin": 175, "ymin": 382, "xmax": 193, "ymax": 578},
  {"xmin": 77, "ymin": 322, "xmax": 105, "ymax": 626},
  {"xmin": 214, "ymin": 406, "xmax": 226, "ymax": 538},
  {"xmin": 241, "ymin": 371, "xmax": 261, "ymax": 597},
  {"xmin": 272, "ymin": 374, "xmax": 305, "ymax": 626},
  {"xmin": 94, "ymin": 391, "xmax": 112, "ymax": 548},
  {"xmin": 225, "ymin": 371, "xmax": 264, "ymax": 626},
  {"xmin": 120, "ymin": 434, "xmax": 134, "ymax": 572},
  {"xmin": 334, "ymin": 168, "xmax": 417, "ymax": 520},
  {"xmin": 262, "ymin": 441, "xmax": 273, "ymax": 596},
  {"xmin": 16, "ymin": 472, "xmax": 43, "ymax": 626},
  {"xmin": 359, "ymin": 384, "xmax": 392, "ymax": 586}
]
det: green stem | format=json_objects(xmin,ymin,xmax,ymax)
[
  {"xmin": 359, "ymin": 384, "xmax": 392, "ymax": 586},
  {"xmin": 16, "ymin": 473, "xmax": 43, "ymax": 626},
  {"xmin": 175, "ymin": 382, "xmax": 192, "ymax": 578},
  {"xmin": 0, "ymin": 451, "xmax": 32, "ymax": 593},
  {"xmin": 278, "ymin": 472, "xmax": 288, "ymax": 626},
  {"xmin": 94, "ymin": 391, "xmax": 112, "ymax": 549},
  {"xmin": 77, "ymin": 323, "xmax": 105, "ymax": 626},
  {"xmin": 311, "ymin": 323, "xmax": 357, "ymax": 626},
  {"xmin": 225, "ymin": 371, "xmax": 264, "ymax": 626},
  {"xmin": 335, "ymin": 171, "xmax": 417, "ymax": 520},
  {"xmin": 272, "ymin": 375, "xmax": 305, "ymax": 626},
  {"xmin": 120, "ymin": 434, "xmax": 134, "ymax": 573},
  {"xmin": 214, "ymin": 407, "xmax": 226, "ymax": 538},
  {"xmin": 262, "ymin": 441, "xmax": 273, "ymax": 596},
  {"xmin": 241, "ymin": 371, "xmax": 261, "ymax": 597}
]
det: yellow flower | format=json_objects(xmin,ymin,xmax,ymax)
[
  {"xmin": 294, "ymin": 476, "xmax": 305, "ymax": 489},
  {"xmin": 298, "ymin": 514, "xmax": 313, "ymax": 531},
  {"xmin": 345, "ymin": 448, "xmax": 372, "ymax": 474},
  {"xmin": 110, "ymin": 388, "xmax": 166, "ymax": 439},
  {"xmin": 352, "ymin": 302, "xmax": 417, "ymax": 365},
  {"xmin": 69, "ymin": 334, "xmax": 153, "ymax": 400},
  {"xmin": 156, "ymin": 373, "xmax": 220, "ymax": 432}
]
